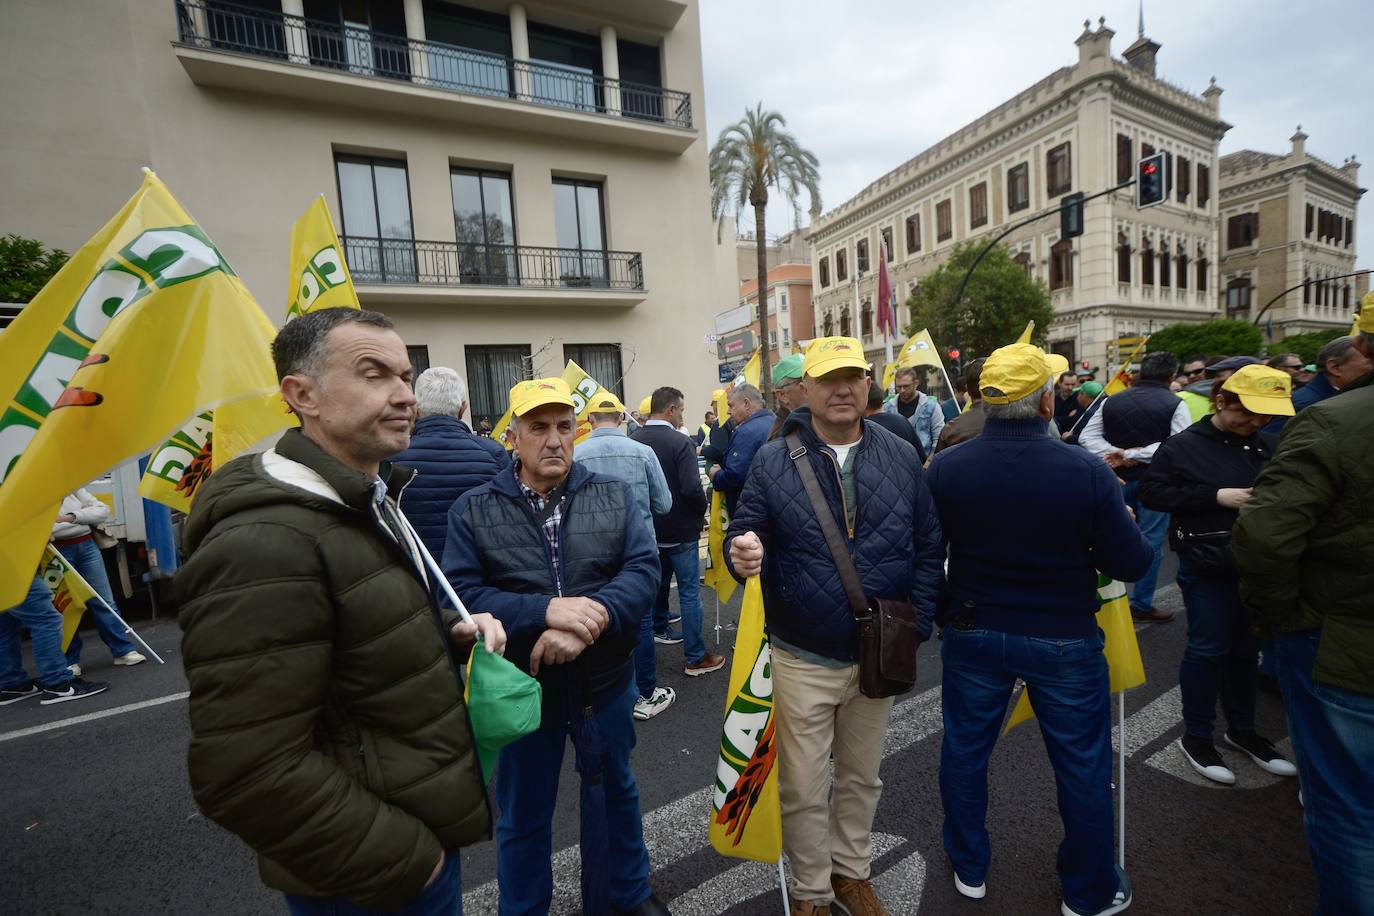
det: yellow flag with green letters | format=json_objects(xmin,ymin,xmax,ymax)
[
  {"xmin": 0, "ymin": 170, "xmax": 281, "ymax": 607},
  {"xmin": 702, "ymin": 489, "xmax": 738, "ymax": 605},
  {"xmin": 36, "ymin": 545, "xmax": 97, "ymax": 652}
]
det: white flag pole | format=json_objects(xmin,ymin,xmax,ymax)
[
  {"xmin": 777, "ymin": 859, "xmax": 790, "ymax": 915},
  {"xmin": 397, "ymin": 512, "xmax": 475, "ymax": 626},
  {"xmin": 1117, "ymin": 690, "xmax": 1127, "ymax": 869},
  {"xmin": 48, "ymin": 547, "xmax": 165, "ymax": 664}
]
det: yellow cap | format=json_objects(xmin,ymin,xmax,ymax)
[
  {"xmin": 586, "ymin": 389, "xmax": 626, "ymax": 414},
  {"xmin": 979, "ymin": 343, "xmax": 1053, "ymax": 404},
  {"xmin": 1044, "ymin": 352, "xmax": 1070, "ymax": 379},
  {"xmin": 638, "ymin": 396, "xmax": 652, "ymax": 415},
  {"xmin": 509, "ymin": 377, "xmax": 576, "ymax": 417},
  {"xmin": 1358, "ymin": 290, "xmax": 1374, "ymax": 333},
  {"xmin": 803, "ymin": 336, "xmax": 869, "ymax": 378},
  {"xmin": 1222, "ymin": 364, "xmax": 1295, "ymax": 417}
]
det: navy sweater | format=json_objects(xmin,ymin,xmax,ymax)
[{"xmin": 926, "ymin": 416, "xmax": 1153, "ymax": 637}]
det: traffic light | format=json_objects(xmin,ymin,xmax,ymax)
[
  {"xmin": 948, "ymin": 349, "xmax": 960, "ymax": 360},
  {"xmin": 1136, "ymin": 152, "xmax": 1167, "ymax": 209},
  {"xmin": 1060, "ymin": 192, "xmax": 1085, "ymax": 239}
]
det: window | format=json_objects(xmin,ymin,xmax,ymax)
[
  {"xmin": 1306, "ymin": 204, "xmax": 1315, "ymax": 238},
  {"xmin": 1116, "ymin": 134, "xmax": 1132, "ymax": 183},
  {"xmin": 406, "ymin": 345, "xmax": 430, "ymax": 387},
  {"xmin": 1117, "ymin": 232, "xmax": 1131, "ymax": 283},
  {"xmin": 823, "ymin": 312, "xmax": 834, "ymax": 336},
  {"xmin": 836, "ymin": 249, "xmax": 848, "ymax": 282},
  {"xmin": 1177, "ymin": 157, "xmax": 1191, "ymax": 203},
  {"xmin": 1346, "ymin": 217, "xmax": 1354, "ymax": 248},
  {"xmin": 1176, "ymin": 244, "xmax": 1188, "ymax": 290},
  {"xmin": 451, "ymin": 168, "xmax": 517, "ymax": 285},
  {"xmin": 1197, "ymin": 249, "xmax": 1208, "ymax": 291},
  {"xmin": 905, "ymin": 214, "xmax": 922, "ymax": 253},
  {"xmin": 1140, "ymin": 238, "xmax": 1155, "ymax": 285},
  {"xmin": 1141, "ymin": 142, "xmax": 1155, "ymax": 160},
  {"xmin": 1344, "ymin": 284, "xmax": 1352, "ymax": 309},
  {"xmin": 860, "ymin": 299, "xmax": 873, "ymax": 337},
  {"xmin": 335, "ymin": 154, "xmax": 415, "ymax": 282},
  {"xmin": 1013, "ymin": 251, "xmax": 1031, "ymax": 275},
  {"xmin": 1197, "ymin": 164, "xmax": 1210, "ymax": 207},
  {"xmin": 768, "ymin": 329, "xmax": 777, "ymax": 349},
  {"xmin": 1049, "ymin": 239, "xmax": 1073, "ymax": 290},
  {"xmin": 1303, "ymin": 274, "xmax": 1312, "ymax": 304},
  {"xmin": 969, "ymin": 183, "xmax": 988, "ymax": 228},
  {"xmin": 819, "ymin": 256, "xmax": 830, "ymax": 287},
  {"xmin": 564, "ymin": 343, "xmax": 623, "ymax": 398},
  {"xmin": 1335, "ymin": 214, "xmax": 1345, "ymax": 245},
  {"xmin": 936, "ymin": 201, "xmax": 952, "ymax": 242},
  {"xmin": 1007, "ymin": 163, "xmax": 1030, "ymax": 213},
  {"xmin": 1227, "ymin": 213, "xmax": 1258, "ymax": 249},
  {"xmin": 421, "ymin": 2, "xmax": 513, "ymax": 95},
  {"xmin": 465, "ymin": 344, "xmax": 531, "ymax": 426},
  {"xmin": 1159, "ymin": 246, "xmax": 1171, "ymax": 287},
  {"xmin": 856, "ymin": 239, "xmax": 870, "ymax": 274},
  {"xmin": 553, "ymin": 178, "xmax": 608, "ymax": 286},
  {"xmin": 839, "ymin": 307, "xmax": 851, "ymax": 337},
  {"xmin": 1047, "ymin": 143, "xmax": 1072, "ymax": 196},
  {"xmin": 1225, "ymin": 278, "xmax": 1252, "ymax": 319},
  {"xmin": 783, "ymin": 327, "xmax": 791, "ymax": 347},
  {"xmin": 780, "ymin": 291, "xmax": 789, "ymax": 310},
  {"xmin": 881, "ymin": 227, "xmax": 894, "ymax": 261}
]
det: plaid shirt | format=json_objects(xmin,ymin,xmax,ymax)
[{"xmin": 515, "ymin": 462, "xmax": 564, "ymax": 589}]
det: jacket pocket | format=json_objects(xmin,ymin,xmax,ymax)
[{"xmin": 358, "ymin": 728, "xmax": 387, "ymax": 796}]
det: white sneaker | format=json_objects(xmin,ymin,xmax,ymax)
[
  {"xmin": 953, "ymin": 873, "xmax": 986, "ymax": 900},
  {"xmin": 1223, "ymin": 731, "xmax": 1298, "ymax": 777},
  {"xmin": 114, "ymin": 651, "xmax": 147, "ymax": 667},
  {"xmin": 67, "ymin": 663, "xmax": 82, "ymax": 677},
  {"xmin": 1178, "ymin": 736, "xmax": 1236, "ymax": 786},
  {"xmin": 1062, "ymin": 865, "xmax": 1132, "ymax": 915},
  {"xmin": 633, "ymin": 686, "xmax": 676, "ymax": 721}
]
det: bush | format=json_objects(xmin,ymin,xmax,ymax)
[
  {"xmin": 0, "ymin": 234, "xmax": 69, "ymax": 303},
  {"xmin": 1272, "ymin": 329, "xmax": 1347, "ymax": 365},
  {"xmin": 1145, "ymin": 320, "xmax": 1262, "ymax": 362}
]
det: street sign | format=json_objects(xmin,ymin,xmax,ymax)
[
  {"xmin": 716, "ymin": 328, "xmax": 756, "ymax": 360},
  {"xmin": 718, "ymin": 358, "xmax": 746, "ymax": 383}
]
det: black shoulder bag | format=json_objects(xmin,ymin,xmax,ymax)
[{"xmin": 785, "ymin": 433, "xmax": 919, "ymax": 699}]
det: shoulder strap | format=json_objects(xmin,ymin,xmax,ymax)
[{"xmin": 785, "ymin": 433, "xmax": 868, "ymax": 617}]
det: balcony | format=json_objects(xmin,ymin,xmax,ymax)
[
  {"xmin": 340, "ymin": 236, "xmax": 646, "ymax": 307},
  {"xmin": 172, "ymin": 0, "xmax": 696, "ymax": 153}
]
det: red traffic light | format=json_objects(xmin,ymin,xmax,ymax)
[
  {"xmin": 949, "ymin": 349, "xmax": 961, "ymax": 360},
  {"xmin": 1141, "ymin": 162, "xmax": 1157, "ymax": 175}
]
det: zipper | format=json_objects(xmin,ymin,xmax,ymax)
[{"xmin": 819, "ymin": 448, "xmax": 856, "ymax": 542}]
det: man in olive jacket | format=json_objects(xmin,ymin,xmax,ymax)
[
  {"xmin": 1232, "ymin": 318, "xmax": 1374, "ymax": 916},
  {"xmin": 177, "ymin": 308, "xmax": 504, "ymax": 913}
]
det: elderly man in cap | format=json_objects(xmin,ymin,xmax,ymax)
[
  {"xmin": 1062, "ymin": 380, "xmax": 1105, "ymax": 446},
  {"xmin": 1233, "ymin": 308, "xmax": 1374, "ymax": 916},
  {"xmin": 443, "ymin": 378, "xmax": 667, "ymax": 916},
  {"xmin": 727, "ymin": 336, "xmax": 943, "ymax": 916},
  {"xmin": 709, "ymin": 383, "xmax": 774, "ymax": 517},
  {"xmin": 926, "ymin": 343, "xmax": 1152, "ymax": 916},
  {"xmin": 1263, "ymin": 336, "xmax": 1372, "ymax": 437},
  {"xmin": 769, "ymin": 352, "xmax": 806, "ymax": 438}
]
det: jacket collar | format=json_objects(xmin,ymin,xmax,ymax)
[
  {"xmin": 413, "ymin": 414, "xmax": 473, "ymax": 435},
  {"xmin": 981, "ymin": 417, "xmax": 1049, "ymax": 440},
  {"xmin": 586, "ymin": 426, "xmax": 626, "ymax": 439},
  {"xmin": 780, "ymin": 406, "xmax": 867, "ymax": 452},
  {"xmin": 1340, "ymin": 367, "xmax": 1372, "ymax": 393},
  {"xmin": 489, "ymin": 457, "xmax": 592, "ymax": 498},
  {"xmin": 274, "ymin": 428, "xmax": 416, "ymax": 511},
  {"xmin": 1132, "ymin": 379, "xmax": 1169, "ymax": 391},
  {"xmin": 739, "ymin": 408, "xmax": 775, "ymax": 429}
]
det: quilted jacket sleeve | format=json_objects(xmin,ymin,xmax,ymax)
[
  {"xmin": 907, "ymin": 463, "xmax": 944, "ymax": 642},
  {"xmin": 178, "ymin": 521, "xmax": 441, "ymax": 909}
]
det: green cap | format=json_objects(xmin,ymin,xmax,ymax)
[
  {"xmin": 465, "ymin": 638, "xmax": 543, "ymax": 783},
  {"xmin": 771, "ymin": 353, "xmax": 804, "ymax": 385},
  {"xmin": 1073, "ymin": 381, "xmax": 1104, "ymax": 397}
]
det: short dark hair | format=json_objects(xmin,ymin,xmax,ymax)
[
  {"xmin": 962, "ymin": 358, "xmax": 987, "ymax": 397},
  {"xmin": 1210, "ymin": 378, "xmax": 1240, "ymax": 406},
  {"xmin": 866, "ymin": 384, "xmax": 885, "ymax": 411},
  {"xmin": 1316, "ymin": 336, "xmax": 1359, "ymax": 372},
  {"xmin": 271, "ymin": 307, "xmax": 394, "ymax": 382},
  {"xmin": 1183, "ymin": 354, "xmax": 1208, "ymax": 368},
  {"xmin": 1266, "ymin": 352, "xmax": 1301, "ymax": 368},
  {"xmin": 1139, "ymin": 351, "xmax": 1179, "ymax": 383},
  {"xmin": 650, "ymin": 386, "xmax": 684, "ymax": 415}
]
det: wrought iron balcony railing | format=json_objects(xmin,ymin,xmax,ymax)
[
  {"xmin": 174, "ymin": 0, "xmax": 693, "ymax": 129},
  {"xmin": 339, "ymin": 236, "xmax": 645, "ymax": 291}
]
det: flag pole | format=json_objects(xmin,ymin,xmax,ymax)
[
  {"xmin": 1117, "ymin": 689, "xmax": 1126, "ymax": 869},
  {"xmin": 397, "ymin": 512, "xmax": 476, "ymax": 626},
  {"xmin": 777, "ymin": 859, "xmax": 790, "ymax": 914},
  {"xmin": 49, "ymin": 547, "xmax": 165, "ymax": 664}
]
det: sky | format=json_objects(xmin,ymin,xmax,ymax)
[{"xmin": 700, "ymin": 0, "xmax": 1373, "ymax": 264}]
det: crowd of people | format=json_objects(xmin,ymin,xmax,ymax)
[{"xmin": 7, "ymin": 302, "xmax": 1369, "ymax": 916}]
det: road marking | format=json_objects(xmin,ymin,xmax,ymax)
[
  {"xmin": 0, "ymin": 691, "xmax": 189, "ymax": 744},
  {"xmin": 1144, "ymin": 736, "xmax": 1296, "ymax": 790},
  {"xmin": 1114, "ymin": 685, "xmax": 1181, "ymax": 756}
]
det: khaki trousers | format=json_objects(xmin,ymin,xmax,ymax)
[{"xmin": 772, "ymin": 644, "xmax": 895, "ymax": 903}]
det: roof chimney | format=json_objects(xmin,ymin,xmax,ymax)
[
  {"xmin": 1076, "ymin": 17, "xmax": 1114, "ymax": 70},
  {"xmin": 1290, "ymin": 125, "xmax": 1308, "ymax": 158}
]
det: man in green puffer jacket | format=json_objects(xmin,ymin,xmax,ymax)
[
  {"xmin": 177, "ymin": 308, "xmax": 505, "ymax": 913},
  {"xmin": 1232, "ymin": 314, "xmax": 1374, "ymax": 916}
]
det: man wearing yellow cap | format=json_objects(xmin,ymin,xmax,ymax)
[
  {"xmin": 925, "ymin": 342, "xmax": 1153, "ymax": 916},
  {"xmin": 442, "ymin": 378, "xmax": 669, "ymax": 916},
  {"xmin": 1233, "ymin": 307, "xmax": 1374, "ymax": 915},
  {"xmin": 726, "ymin": 337, "xmax": 943, "ymax": 916}
]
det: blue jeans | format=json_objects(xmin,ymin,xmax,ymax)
[
  {"xmin": 654, "ymin": 543, "xmax": 706, "ymax": 665},
  {"xmin": 940, "ymin": 626, "xmax": 1117, "ymax": 914},
  {"xmin": 494, "ymin": 680, "xmax": 650, "ymax": 915},
  {"xmin": 0, "ymin": 574, "xmax": 73, "ymax": 689},
  {"xmin": 1274, "ymin": 629, "xmax": 1374, "ymax": 916},
  {"xmin": 284, "ymin": 847, "xmax": 462, "ymax": 915},
  {"xmin": 57, "ymin": 540, "xmax": 137, "ymax": 664},
  {"xmin": 1120, "ymin": 480, "xmax": 1168, "ymax": 609},
  {"xmin": 1176, "ymin": 557, "xmax": 1258, "ymax": 739},
  {"xmin": 634, "ymin": 599, "xmax": 658, "ymax": 700}
]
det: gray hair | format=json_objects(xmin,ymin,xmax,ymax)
[
  {"xmin": 1317, "ymin": 336, "xmax": 1360, "ymax": 373},
  {"xmin": 983, "ymin": 378, "xmax": 1054, "ymax": 420},
  {"xmin": 414, "ymin": 367, "xmax": 468, "ymax": 418},
  {"xmin": 271, "ymin": 307, "xmax": 394, "ymax": 381},
  {"xmin": 729, "ymin": 383, "xmax": 762, "ymax": 406}
]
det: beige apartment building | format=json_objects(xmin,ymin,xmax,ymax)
[
  {"xmin": 808, "ymin": 19, "xmax": 1229, "ymax": 376},
  {"xmin": 1217, "ymin": 130, "xmax": 1364, "ymax": 337},
  {"xmin": 3, "ymin": 0, "xmax": 730, "ymax": 426}
]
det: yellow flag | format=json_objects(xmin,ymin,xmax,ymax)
[
  {"xmin": 1352, "ymin": 313, "xmax": 1362, "ymax": 336},
  {"xmin": 1005, "ymin": 575, "xmax": 1146, "ymax": 732},
  {"xmin": 897, "ymin": 328, "xmax": 944, "ymax": 370},
  {"xmin": 709, "ymin": 576, "xmax": 782, "ymax": 862},
  {"xmin": 735, "ymin": 348, "xmax": 761, "ymax": 389},
  {"xmin": 0, "ymin": 171, "xmax": 281, "ymax": 607},
  {"xmin": 35, "ymin": 546, "xmax": 98, "ymax": 652},
  {"xmin": 286, "ymin": 195, "xmax": 361, "ymax": 319},
  {"xmin": 1104, "ymin": 336, "xmax": 1150, "ymax": 396},
  {"xmin": 702, "ymin": 490, "xmax": 738, "ymax": 605},
  {"xmin": 491, "ymin": 360, "xmax": 606, "ymax": 448},
  {"xmin": 712, "ymin": 388, "xmax": 729, "ymax": 425},
  {"xmin": 1015, "ymin": 320, "xmax": 1035, "ymax": 345}
]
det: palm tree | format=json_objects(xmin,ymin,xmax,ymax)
[{"xmin": 709, "ymin": 104, "xmax": 821, "ymax": 407}]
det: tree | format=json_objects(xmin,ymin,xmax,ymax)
[
  {"xmin": 0, "ymin": 234, "xmax": 68, "ymax": 303},
  {"xmin": 709, "ymin": 104, "xmax": 820, "ymax": 406},
  {"xmin": 1273, "ymin": 328, "xmax": 1346, "ymax": 365},
  {"xmin": 904, "ymin": 241, "xmax": 1053, "ymax": 362},
  {"xmin": 1145, "ymin": 320, "xmax": 1262, "ymax": 362}
]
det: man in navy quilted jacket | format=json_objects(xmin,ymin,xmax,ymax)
[
  {"xmin": 391, "ymin": 367, "xmax": 510, "ymax": 559},
  {"xmin": 726, "ymin": 336, "xmax": 943, "ymax": 916}
]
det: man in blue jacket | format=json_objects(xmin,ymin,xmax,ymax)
[
  {"xmin": 726, "ymin": 337, "xmax": 942, "ymax": 916},
  {"xmin": 391, "ymin": 367, "xmax": 509, "ymax": 559},
  {"xmin": 442, "ymin": 378, "xmax": 667, "ymax": 916},
  {"xmin": 708, "ymin": 383, "xmax": 773, "ymax": 517},
  {"xmin": 926, "ymin": 343, "xmax": 1152, "ymax": 916}
]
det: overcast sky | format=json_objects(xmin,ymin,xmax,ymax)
[{"xmin": 700, "ymin": 0, "xmax": 1372, "ymax": 264}]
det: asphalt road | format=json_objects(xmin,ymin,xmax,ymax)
[{"xmin": 2, "ymin": 555, "xmax": 1317, "ymax": 914}]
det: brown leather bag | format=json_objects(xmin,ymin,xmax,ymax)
[{"xmin": 786, "ymin": 434, "xmax": 919, "ymax": 699}]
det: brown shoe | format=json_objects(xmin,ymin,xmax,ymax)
[
  {"xmin": 831, "ymin": 876, "xmax": 888, "ymax": 916},
  {"xmin": 685, "ymin": 653, "xmax": 726, "ymax": 677},
  {"xmin": 1130, "ymin": 604, "xmax": 1176, "ymax": 623},
  {"xmin": 790, "ymin": 900, "xmax": 831, "ymax": 916}
]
